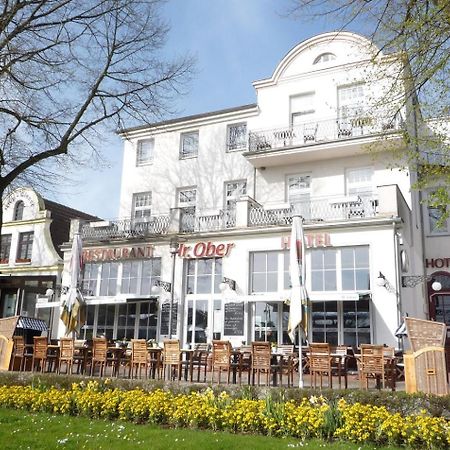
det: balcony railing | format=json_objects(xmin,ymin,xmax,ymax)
[
  {"xmin": 180, "ymin": 208, "xmax": 236, "ymax": 233},
  {"xmin": 249, "ymin": 193, "xmax": 378, "ymax": 227},
  {"xmin": 81, "ymin": 216, "xmax": 171, "ymax": 241},
  {"xmin": 247, "ymin": 114, "xmax": 404, "ymax": 153}
]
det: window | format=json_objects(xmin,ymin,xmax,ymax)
[
  {"xmin": 287, "ymin": 173, "xmax": 311, "ymax": 219},
  {"xmin": 346, "ymin": 167, "xmax": 374, "ymax": 196},
  {"xmin": 0, "ymin": 234, "xmax": 12, "ymax": 263},
  {"xmin": 16, "ymin": 232, "xmax": 33, "ymax": 261},
  {"xmin": 227, "ymin": 123, "xmax": 247, "ymax": 151},
  {"xmin": 313, "ymin": 52, "xmax": 336, "ymax": 64},
  {"xmin": 338, "ymin": 83, "xmax": 365, "ymax": 119},
  {"xmin": 122, "ymin": 258, "xmax": 161, "ymax": 295},
  {"xmin": 290, "ymin": 92, "xmax": 315, "ymax": 126},
  {"xmin": 311, "ymin": 249, "xmax": 337, "ymax": 291},
  {"xmin": 224, "ymin": 180, "xmax": 246, "ymax": 209},
  {"xmin": 311, "ymin": 246, "xmax": 370, "ymax": 292},
  {"xmin": 180, "ymin": 131, "xmax": 199, "ymax": 158},
  {"xmin": 136, "ymin": 139, "xmax": 154, "ymax": 166},
  {"xmin": 186, "ymin": 258, "xmax": 222, "ymax": 294},
  {"xmin": 311, "ymin": 301, "xmax": 338, "ymax": 345},
  {"xmin": 82, "ymin": 263, "xmax": 100, "ymax": 296},
  {"xmin": 428, "ymin": 204, "xmax": 449, "ymax": 234},
  {"xmin": 99, "ymin": 262, "xmax": 119, "ymax": 296},
  {"xmin": 343, "ymin": 298, "xmax": 371, "ymax": 346},
  {"xmin": 341, "ymin": 247, "xmax": 370, "ymax": 290},
  {"xmin": 250, "ymin": 252, "xmax": 279, "ymax": 293},
  {"xmin": 178, "ymin": 187, "xmax": 197, "ymax": 233},
  {"xmin": 132, "ymin": 192, "xmax": 152, "ymax": 219},
  {"xmin": 13, "ymin": 201, "xmax": 24, "ymax": 221}
]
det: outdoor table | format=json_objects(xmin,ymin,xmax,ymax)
[
  {"xmin": 107, "ymin": 347, "xmax": 126, "ymax": 377},
  {"xmin": 147, "ymin": 347, "xmax": 162, "ymax": 379}
]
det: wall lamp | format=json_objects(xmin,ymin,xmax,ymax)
[
  {"xmin": 151, "ymin": 280, "xmax": 172, "ymax": 294},
  {"xmin": 401, "ymin": 275, "xmax": 442, "ymax": 291},
  {"xmin": 219, "ymin": 277, "xmax": 236, "ymax": 292},
  {"xmin": 376, "ymin": 272, "xmax": 396, "ymax": 294}
]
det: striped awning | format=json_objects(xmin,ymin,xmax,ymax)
[{"xmin": 16, "ymin": 316, "xmax": 48, "ymax": 331}]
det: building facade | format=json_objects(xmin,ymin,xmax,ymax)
[
  {"xmin": 0, "ymin": 187, "xmax": 97, "ymax": 338},
  {"xmin": 63, "ymin": 31, "xmax": 445, "ymax": 348}
]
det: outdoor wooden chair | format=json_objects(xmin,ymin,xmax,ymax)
[
  {"xmin": 10, "ymin": 336, "xmax": 26, "ymax": 371},
  {"xmin": 359, "ymin": 344, "xmax": 392, "ymax": 390},
  {"xmin": 129, "ymin": 339, "xmax": 149, "ymax": 379},
  {"xmin": 90, "ymin": 337, "xmax": 112, "ymax": 377},
  {"xmin": 239, "ymin": 345, "xmax": 252, "ymax": 384},
  {"xmin": 31, "ymin": 336, "xmax": 55, "ymax": 373},
  {"xmin": 190, "ymin": 343, "xmax": 209, "ymax": 382},
  {"xmin": 58, "ymin": 338, "xmax": 81, "ymax": 375},
  {"xmin": 331, "ymin": 345, "xmax": 350, "ymax": 389},
  {"xmin": 251, "ymin": 342, "xmax": 277, "ymax": 386},
  {"xmin": 211, "ymin": 340, "xmax": 232, "ymax": 384},
  {"xmin": 277, "ymin": 344, "xmax": 295, "ymax": 387},
  {"xmin": 162, "ymin": 339, "xmax": 182, "ymax": 380},
  {"xmin": 309, "ymin": 343, "xmax": 333, "ymax": 389}
]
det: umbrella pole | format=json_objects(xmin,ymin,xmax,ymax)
[{"xmin": 298, "ymin": 327, "xmax": 304, "ymax": 388}]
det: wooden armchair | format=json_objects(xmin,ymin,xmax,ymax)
[
  {"xmin": 90, "ymin": 337, "xmax": 112, "ymax": 377},
  {"xmin": 10, "ymin": 336, "xmax": 26, "ymax": 371},
  {"xmin": 211, "ymin": 340, "xmax": 232, "ymax": 384},
  {"xmin": 309, "ymin": 343, "xmax": 333, "ymax": 388},
  {"xmin": 251, "ymin": 342, "xmax": 277, "ymax": 386},
  {"xmin": 359, "ymin": 344, "xmax": 394, "ymax": 390},
  {"xmin": 162, "ymin": 339, "xmax": 181, "ymax": 380},
  {"xmin": 129, "ymin": 339, "xmax": 149, "ymax": 379},
  {"xmin": 58, "ymin": 338, "xmax": 82, "ymax": 375},
  {"xmin": 277, "ymin": 344, "xmax": 295, "ymax": 387},
  {"xmin": 190, "ymin": 343, "xmax": 209, "ymax": 382},
  {"xmin": 31, "ymin": 337, "xmax": 53, "ymax": 373}
]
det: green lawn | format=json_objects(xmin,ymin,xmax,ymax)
[{"xmin": 0, "ymin": 408, "xmax": 403, "ymax": 450}]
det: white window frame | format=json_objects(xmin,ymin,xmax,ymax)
[
  {"xmin": 224, "ymin": 180, "xmax": 247, "ymax": 209},
  {"xmin": 136, "ymin": 139, "xmax": 154, "ymax": 166},
  {"xmin": 132, "ymin": 191, "xmax": 152, "ymax": 219},
  {"xmin": 177, "ymin": 187, "xmax": 197, "ymax": 210},
  {"xmin": 425, "ymin": 191, "xmax": 450, "ymax": 236},
  {"xmin": 226, "ymin": 122, "xmax": 247, "ymax": 151},
  {"xmin": 337, "ymin": 83, "xmax": 365, "ymax": 119},
  {"xmin": 345, "ymin": 167, "xmax": 374, "ymax": 196},
  {"xmin": 290, "ymin": 92, "xmax": 315, "ymax": 126},
  {"xmin": 180, "ymin": 131, "xmax": 199, "ymax": 159},
  {"xmin": 313, "ymin": 52, "xmax": 336, "ymax": 65}
]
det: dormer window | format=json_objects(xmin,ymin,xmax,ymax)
[
  {"xmin": 13, "ymin": 201, "xmax": 24, "ymax": 221},
  {"xmin": 313, "ymin": 52, "xmax": 336, "ymax": 65}
]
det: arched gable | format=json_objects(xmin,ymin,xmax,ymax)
[{"xmin": 254, "ymin": 32, "xmax": 382, "ymax": 88}]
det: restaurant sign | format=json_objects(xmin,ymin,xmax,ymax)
[
  {"xmin": 83, "ymin": 245, "xmax": 154, "ymax": 262},
  {"xmin": 178, "ymin": 241, "xmax": 234, "ymax": 258}
]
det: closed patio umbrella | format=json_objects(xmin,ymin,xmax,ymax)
[{"xmin": 60, "ymin": 233, "xmax": 86, "ymax": 335}]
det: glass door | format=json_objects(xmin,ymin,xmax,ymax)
[{"xmin": 1, "ymin": 290, "xmax": 18, "ymax": 318}]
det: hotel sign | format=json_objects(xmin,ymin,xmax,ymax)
[
  {"xmin": 83, "ymin": 245, "xmax": 154, "ymax": 262},
  {"xmin": 426, "ymin": 258, "xmax": 450, "ymax": 269},
  {"xmin": 281, "ymin": 232, "xmax": 331, "ymax": 249}
]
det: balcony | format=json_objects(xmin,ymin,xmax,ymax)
[
  {"xmin": 80, "ymin": 185, "xmax": 408, "ymax": 242},
  {"xmin": 81, "ymin": 216, "xmax": 171, "ymax": 241},
  {"xmin": 245, "ymin": 114, "xmax": 404, "ymax": 167}
]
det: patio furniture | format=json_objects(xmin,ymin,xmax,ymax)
[
  {"xmin": 251, "ymin": 341, "xmax": 277, "ymax": 386},
  {"xmin": 331, "ymin": 345, "xmax": 351, "ymax": 389},
  {"xmin": 190, "ymin": 343, "xmax": 209, "ymax": 382},
  {"xmin": 239, "ymin": 345, "xmax": 252, "ymax": 384},
  {"xmin": 58, "ymin": 338, "xmax": 83, "ymax": 375},
  {"xmin": 31, "ymin": 336, "xmax": 57, "ymax": 373},
  {"xmin": 162, "ymin": 339, "xmax": 182, "ymax": 381},
  {"xmin": 148, "ymin": 347, "xmax": 162, "ymax": 379},
  {"xmin": 90, "ymin": 337, "xmax": 113, "ymax": 377},
  {"xmin": 211, "ymin": 340, "xmax": 232, "ymax": 384},
  {"xmin": 10, "ymin": 336, "xmax": 26, "ymax": 371},
  {"xmin": 303, "ymin": 123, "xmax": 318, "ymax": 142},
  {"xmin": 128, "ymin": 339, "xmax": 149, "ymax": 379},
  {"xmin": 404, "ymin": 318, "xmax": 448, "ymax": 395},
  {"xmin": 309, "ymin": 343, "xmax": 333, "ymax": 389},
  {"xmin": 359, "ymin": 344, "xmax": 395, "ymax": 390},
  {"xmin": 277, "ymin": 345, "xmax": 296, "ymax": 387}
]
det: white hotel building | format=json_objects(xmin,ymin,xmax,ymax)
[{"xmin": 63, "ymin": 32, "xmax": 450, "ymax": 349}]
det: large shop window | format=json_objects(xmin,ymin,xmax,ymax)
[
  {"xmin": 185, "ymin": 258, "xmax": 223, "ymax": 345},
  {"xmin": 311, "ymin": 246, "xmax": 370, "ymax": 292},
  {"xmin": 311, "ymin": 298, "xmax": 371, "ymax": 347},
  {"xmin": 82, "ymin": 258, "xmax": 161, "ymax": 297}
]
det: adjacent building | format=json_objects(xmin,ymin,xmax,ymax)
[{"xmin": 62, "ymin": 31, "xmax": 448, "ymax": 348}]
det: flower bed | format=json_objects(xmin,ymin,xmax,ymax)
[{"xmin": 0, "ymin": 380, "xmax": 449, "ymax": 449}]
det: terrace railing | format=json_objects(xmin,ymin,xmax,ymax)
[
  {"xmin": 81, "ymin": 216, "xmax": 171, "ymax": 240},
  {"xmin": 248, "ymin": 114, "xmax": 403, "ymax": 153},
  {"xmin": 249, "ymin": 193, "xmax": 378, "ymax": 227},
  {"xmin": 180, "ymin": 208, "xmax": 236, "ymax": 233}
]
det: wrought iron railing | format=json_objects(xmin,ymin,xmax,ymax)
[
  {"xmin": 180, "ymin": 208, "xmax": 236, "ymax": 233},
  {"xmin": 81, "ymin": 216, "xmax": 171, "ymax": 240},
  {"xmin": 247, "ymin": 114, "xmax": 404, "ymax": 153},
  {"xmin": 249, "ymin": 193, "xmax": 378, "ymax": 226}
]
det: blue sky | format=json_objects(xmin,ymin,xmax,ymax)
[{"xmin": 52, "ymin": 0, "xmax": 351, "ymax": 218}]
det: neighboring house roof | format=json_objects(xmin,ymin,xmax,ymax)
[
  {"xmin": 43, "ymin": 198, "xmax": 99, "ymax": 257},
  {"xmin": 118, "ymin": 103, "xmax": 258, "ymax": 135}
]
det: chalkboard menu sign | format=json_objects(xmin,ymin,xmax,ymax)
[
  {"xmin": 160, "ymin": 303, "xmax": 178, "ymax": 336},
  {"xmin": 224, "ymin": 302, "xmax": 244, "ymax": 336}
]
